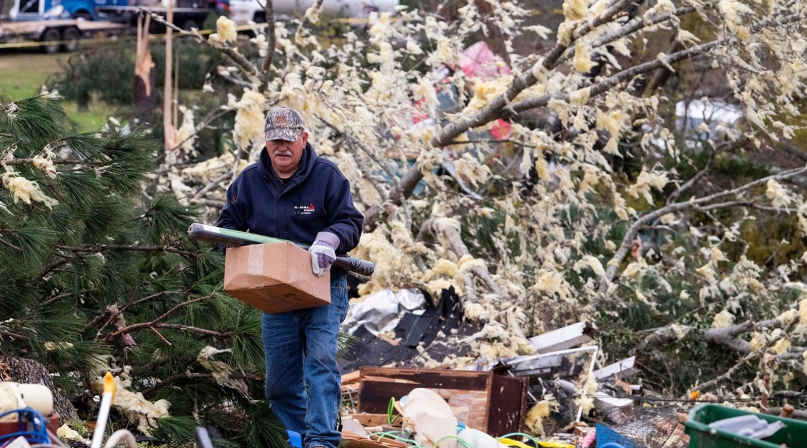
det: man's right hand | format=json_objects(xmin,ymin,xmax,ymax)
[{"xmin": 309, "ymin": 232, "xmax": 339, "ymax": 277}]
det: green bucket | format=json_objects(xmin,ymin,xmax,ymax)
[{"xmin": 685, "ymin": 403, "xmax": 807, "ymax": 447}]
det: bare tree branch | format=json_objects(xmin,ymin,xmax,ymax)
[
  {"xmin": 432, "ymin": 0, "xmax": 637, "ymax": 148},
  {"xmin": 191, "ymin": 198, "xmax": 226, "ymax": 208},
  {"xmin": 167, "ymin": 108, "xmax": 234, "ymax": 153},
  {"xmin": 293, "ymin": 0, "xmax": 324, "ymax": 44},
  {"xmin": 261, "ymin": 0, "xmax": 276, "ymax": 78},
  {"xmin": 603, "ymin": 165, "xmax": 807, "ymax": 284},
  {"xmin": 667, "ymin": 149, "xmax": 715, "ymax": 205},
  {"xmin": 693, "ymin": 316, "xmax": 799, "ymax": 394},
  {"xmin": 193, "ymin": 170, "xmax": 235, "ymax": 201},
  {"xmin": 417, "ymin": 218, "xmax": 501, "ymax": 301},
  {"xmin": 143, "ymin": 10, "xmax": 261, "ymax": 83}
]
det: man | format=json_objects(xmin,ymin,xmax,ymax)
[{"xmin": 217, "ymin": 107, "xmax": 364, "ymax": 448}]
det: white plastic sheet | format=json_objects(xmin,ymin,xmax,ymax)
[{"xmin": 345, "ymin": 289, "xmax": 426, "ymax": 336}]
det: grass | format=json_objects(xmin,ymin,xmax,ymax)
[{"xmin": 0, "ymin": 50, "xmax": 115, "ymax": 132}]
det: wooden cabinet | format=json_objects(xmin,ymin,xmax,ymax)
[{"xmin": 356, "ymin": 367, "xmax": 529, "ymax": 437}]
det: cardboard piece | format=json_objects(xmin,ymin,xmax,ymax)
[{"xmin": 224, "ymin": 242, "xmax": 330, "ymax": 313}]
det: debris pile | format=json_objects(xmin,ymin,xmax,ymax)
[{"xmin": 338, "ymin": 292, "xmax": 688, "ymax": 447}]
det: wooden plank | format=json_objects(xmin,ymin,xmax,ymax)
[
  {"xmin": 359, "ymin": 367, "xmax": 490, "ymax": 390},
  {"xmin": 342, "ymin": 431, "xmax": 410, "ymax": 448},
  {"xmin": 343, "ymin": 370, "xmax": 362, "ymax": 385},
  {"xmin": 488, "ymin": 374, "xmax": 529, "ymax": 436},
  {"xmin": 441, "ymin": 390, "xmax": 488, "ymax": 430},
  {"xmin": 529, "ymin": 321, "xmax": 595, "ymax": 353}
]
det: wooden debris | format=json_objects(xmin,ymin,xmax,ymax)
[
  {"xmin": 341, "ymin": 430, "xmax": 410, "ymax": 448},
  {"xmin": 356, "ymin": 367, "xmax": 529, "ymax": 436},
  {"xmin": 593, "ymin": 392, "xmax": 633, "ymax": 423},
  {"xmin": 343, "ymin": 414, "xmax": 396, "ymax": 428}
]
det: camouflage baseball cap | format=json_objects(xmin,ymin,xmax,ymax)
[{"xmin": 265, "ymin": 107, "xmax": 306, "ymax": 141}]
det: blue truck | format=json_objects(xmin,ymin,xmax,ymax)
[
  {"xmin": 0, "ymin": 0, "xmax": 215, "ymax": 52},
  {"xmin": 1, "ymin": 0, "xmax": 397, "ymax": 53}
]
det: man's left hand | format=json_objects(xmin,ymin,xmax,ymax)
[{"xmin": 309, "ymin": 232, "xmax": 339, "ymax": 277}]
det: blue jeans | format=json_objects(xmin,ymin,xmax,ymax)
[{"xmin": 263, "ymin": 276, "xmax": 349, "ymax": 448}]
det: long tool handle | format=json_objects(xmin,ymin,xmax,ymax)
[
  {"xmin": 90, "ymin": 372, "xmax": 116, "ymax": 448},
  {"xmin": 188, "ymin": 223, "xmax": 375, "ymax": 276}
]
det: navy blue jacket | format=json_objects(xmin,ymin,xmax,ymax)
[{"xmin": 217, "ymin": 144, "xmax": 364, "ymax": 277}]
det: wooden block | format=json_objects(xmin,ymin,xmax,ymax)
[
  {"xmin": 343, "ymin": 370, "xmax": 361, "ymax": 383},
  {"xmin": 343, "ymin": 414, "xmax": 398, "ymax": 428}
]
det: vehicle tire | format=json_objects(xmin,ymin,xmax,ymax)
[
  {"xmin": 62, "ymin": 27, "xmax": 80, "ymax": 52},
  {"xmin": 71, "ymin": 10, "xmax": 93, "ymax": 20},
  {"xmin": 181, "ymin": 19, "xmax": 200, "ymax": 30},
  {"xmin": 40, "ymin": 28, "xmax": 62, "ymax": 54}
]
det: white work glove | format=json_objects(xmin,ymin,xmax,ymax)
[{"xmin": 309, "ymin": 231, "xmax": 339, "ymax": 277}]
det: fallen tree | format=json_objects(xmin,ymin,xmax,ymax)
[{"xmin": 160, "ymin": 0, "xmax": 807, "ymax": 400}]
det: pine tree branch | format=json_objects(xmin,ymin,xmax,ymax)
[
  {"xmin": 0, "ymin": 236, "xmax": 21, "ymax": 251},
  {"xmin": 141, "ymin": 372, "xmax": 263, "ymax": 396},
  {"xmin": 104, "ymin": 294, "xmax": 215, "ymax": 342},
  {"xmin": 4, "ymin": 158, "xmax": 105, "ymax": 166},
  {"xmin": 91, "ymin": 291, "xmax": 171, "ymax": 334},
  {"xmin": 42, "ymin": 288, "xmax": 92, "ymax": 307},
  {"xmin": 150, "ymin": 326, "xmax": 172, "ymax": 345},
  {"xmin": 152, "ymin": 323, "xmax": 232, "ymax": 337},
  {"xmin": 56, "ymin": 244, "xmax": 198, "ymax": 259},
  {"xmin": 0, "ymin": 330, "xmax": 25, "ymax": 340},
  {"xmin": 40, "ymin": 257, "xmax": 72, "ymax": 278}
]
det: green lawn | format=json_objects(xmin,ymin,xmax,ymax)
[{"xmin": 0, "ymin": 51, "xmax": 115, "ymax": 132}]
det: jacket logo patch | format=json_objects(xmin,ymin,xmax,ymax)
[
  {"xmin": 230, "ymin": 195, "xmax": 237, "ymax": 205},
  {"xmin": 294, "ymin": 204, "xmax": 315, "ymax": 215}
]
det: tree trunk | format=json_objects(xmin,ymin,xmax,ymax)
[
  {"xmin": 134, "ymin": 11, "xmax": 155, "ymax": 122},
  {"xmin": 0, "ymin": 356, "xmax": 78, "ymax": 421}
]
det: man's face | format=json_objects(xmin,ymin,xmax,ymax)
[{"xmin": 266, "ymin": 131, "xmax": 308, "ymax": 175}]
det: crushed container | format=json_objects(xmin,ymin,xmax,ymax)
[{"xmin": 685, "ymin": 403, "xmax": 807, "ymax": 447}]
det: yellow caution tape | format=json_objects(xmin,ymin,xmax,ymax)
[
  {"xmin": 500, "ymin": 438, "xmax": 575, "ymax": 448},
  {"xmin": 0, "ymin": 16, "xmax": 366, "ymax": 50}
]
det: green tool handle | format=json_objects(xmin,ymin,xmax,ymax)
[{"xmin": 188, "ymin": 223, "xmax": 375, "ymax": 276}]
